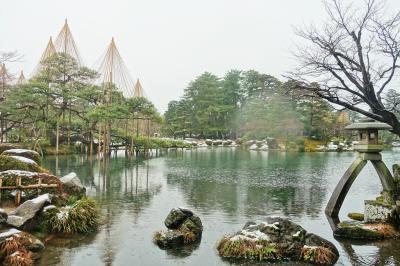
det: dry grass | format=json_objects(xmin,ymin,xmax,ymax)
[
  {"xmin": 0, "ymin": 237, "xmax": 23, "ymax": 257},
  {"xmin": 181, "ymin": 230, "xmax": 197, "ymax": 244},
  {"xmin": 363, "ymin": 223, "xmax": 399, "ymax": 238},
  {"xmin": 0, "ymin": 234, "xmax": 34, "ymax": 266},
  {"xmin": 217, "ymin": 236, "xmax": 280, "ymax": 261},
  {"xmin": 301, "ymin": 246, "xmax": 336, "ymax": 265},
  {"xmin": 3, "ymin": 250, "xmax": 33, "ymax": 266}
]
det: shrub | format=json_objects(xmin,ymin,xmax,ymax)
[{"xmin": 45, "ymin": 198, "xmax": 100, "ymax": 234}]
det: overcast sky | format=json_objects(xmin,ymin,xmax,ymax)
[{"xmin": 1, "ymin": 0, "xmax": 400, "ymax": 112}]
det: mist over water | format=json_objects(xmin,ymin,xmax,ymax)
[{"xmin": 39, "ymin": 149, "xmax": 400, "ymax": 265}]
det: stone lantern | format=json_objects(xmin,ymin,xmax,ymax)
[
  {"xmin": 346, "ymin": 119, "xmax": 391, "ymax": 153},
  {"xmin": 325, "ymin": 119, "xmax": 396, "ymax": 218}
]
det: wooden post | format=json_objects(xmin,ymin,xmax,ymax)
[
  {"xmin": 15, "ymin": 176, "xmax": 21, "ymax": 206},
  {"xmin": 37, "ymin": 178, "xmax": 42, "ymax": 196},
  {"xmin": 56, "ymin": 118, "xmax": 59, "ymax": 155}
]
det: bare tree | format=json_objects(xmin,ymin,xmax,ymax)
[
  {"xmin": 289, "ymin": 0, "xmax": 400, "ymax": 135},
  {"xmin": 0, "ymin": 51, "xmax": 21, "ymax": 64}
]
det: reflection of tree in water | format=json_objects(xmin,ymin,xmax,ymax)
[
  {"xmin": 166, "ymin": 149, "xmax": 328, "ymax": 217},
  {"xmin": 38, "ymin": 234, "xmax": 97, "ymax": 265},
  {"xmin": 40, "ymin": 154, "xmax": 162, "ymax": 266},
  {"xmin": 339, "ymin": 239, "xmax": 400, "ymax": 265}
]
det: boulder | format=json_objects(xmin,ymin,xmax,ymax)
[
  {"xmin": 0, "ymin": 208, "xmax": 7, "ymax": 224},
  {"xmin": 155, "ymin": 207, "xmax": 203, "ymax": 248},
  {"xmin": 334, "ymin": 221, "xmax": 399, "ymax": 240},
  {"xmin": 60, "ymin": 172, "xmax": 86, "ymax": 198},
  {"xmin": 205, "ymin": 139, "xmax": 213, "ymax": 146},
  {"xmin": 164, "ymin": 208, "xmax": 192, "ymax": 229},
  {"xmin": 267, "ymin": 138, "xmax": 279, "ymax": 149},
  {"xmin": 0, "ymin": 155, "xmax": 45, "ymax": 173},
  {"xmin": 0, "ymin": 143, "xmax": 20, "ymax": 154},
  {"xmin": 7, "ymin": 193, "xmax": 52, "ymax": 230},
  {"xmin": 217, "ymin": 217, "xmax": 339, "ymax": 265},
  {"xmin": 154, "ymin": 230, "xmax": 185, "ymax": 248},
  {"xmin": 2, "ymin": 149, "xmax": 41, "ymax": 164}
]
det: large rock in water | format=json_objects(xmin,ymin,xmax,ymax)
[
  {"xmin": 154, "ymin": 208, "xmax": 203, "ymax": 248},
  {"xmin": 1, "ymin": 149, "xmax": 41, "ymax": 164},
  {"xmin": 61, "ymin": 172, "xmax": 86, "ymax": 198},
  {"xmin": 334, "ymin": 221, "xmax": 400, "ymax": 240},
  {"xmin": 7, "ymin": 193, "xmax": 52, "ymax": 230},
  {"xmin": 217, "ymin": 217, "xmax": 339, "ymax": 265}
]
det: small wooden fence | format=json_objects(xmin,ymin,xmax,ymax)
[{"xmin": 0, "ymin": 171, "xmax": 62, "ymax": 205}]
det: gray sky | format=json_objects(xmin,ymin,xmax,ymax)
[{"xmin": 1, "ymin": 0, "xmax": 400, "ymax": 112}]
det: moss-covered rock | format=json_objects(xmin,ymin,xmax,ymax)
[
  {"xmin": 1, "ymin": 149, "xmax": 41, "ymax": 165},
  {"xmin": 334, "ymin": 221, "xmax": 399, "ymax": 240},
  {"xmin": 0, "ymin": 155, "xmax": 48, "ymax": 173},
  {"xmin": 348, "ymin": 212, "xmax": 365, "ymax": 221},
  {"xmin": 154, "ymin": 208, "xmax": 203, "ymax": 248},
  {"xmin": 0, "ymin": 144, "xmax": 20, "ymax": 154},
  {"xmin": 217, "ymin": 217, "xmax": 339, "ymax": 265}
]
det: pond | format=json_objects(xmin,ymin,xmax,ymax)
[{"xmin": 39, "ymin": 148, "xmax": 400, "ymax": 265}]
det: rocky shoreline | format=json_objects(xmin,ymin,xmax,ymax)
[{"xmin": 0, "ymin": 144, "xmax": 100, "ymax": 265}]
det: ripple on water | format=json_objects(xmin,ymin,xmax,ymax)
[{"xmin": 38, "ymin": 149, "xmax": 400, "ymax": 265}]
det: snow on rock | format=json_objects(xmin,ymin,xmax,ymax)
[
  {"xmin": 7, "ymin": 193, "xmax": 52, "ymax": 229},
  {"xmin": 10, "ymin": 156, "xmax": 37, "ymax": 165}
]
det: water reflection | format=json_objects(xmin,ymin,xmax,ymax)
[
  {"xmin": 37, "ymin": 149, "xmax": 400, "ymax": 265},
  {"xmin": 165, "ymin": 149, "xmax": 329, "ymax": 218},
  {"xmin": 40, "ymin": 154, "xmax": 162, "ymax": 266}
]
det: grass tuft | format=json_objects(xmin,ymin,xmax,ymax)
[
  {"xmin": 45, "ymin": 198, "xmax": 100, "ymax": 234},
  {"xmin": 3, "ymin": 250, "xmax": 33, "ymax": 266},
  {"xmin": 217, "ymin": 236, "xmax": 280, "ymax": 261},
  {"xmin": 301, "ymin": 246, "xmax": 336, "ymax": 265}
]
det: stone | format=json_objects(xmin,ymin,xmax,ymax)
[
  {"xmin": 60, "ymin": 172, "xmax": 86, "ymax": 198},
  {"xmin": 155, "ymin": 208, "xmax": 203, "ymax": 249},
  {"xmin": 0, "ymin": 143, "xmax": 20, "ymax": 154},
  {"xmin": 217, "ymin": 217, "xmax": 339, "ymax": 265},
  {"xmin": 364, "ymin": 200, "xmax": 394, "ymax": 223},
  {"xmin": 347, "ymin": 212, "xmax": 365, "ymax": 221},
  {"xmin": 0, "ymin": 208, "xmax": 8, "ymax": 223},
  {"xmin": 164, "ymin": 208, "xmax": 191, "ymax": 229},
  {"xmin": 7, "ymin": 193, "xmax": 52, "ymax": 230},
  {"xmin": 154, "ymin": 230, "xmax": 185, "ymax": 248},
  {"xmin": 2, "ymin": 149, "xmax": 41, "ymax": 164},
  {"xmin": 267, "ymin": 138, "xmax": 279, "ymax": 149},
  {"xmin": 334, "ymin": 221, "xmax": 399, "ymax": 240}
]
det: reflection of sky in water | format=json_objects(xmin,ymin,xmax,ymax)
[{"xmin": 39, "ymin": 149, "xmax": 400, "ymax": 265}]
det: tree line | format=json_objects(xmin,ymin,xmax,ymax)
[
  {"xmin": 163, "ymin": 70, "xmax": 349, "ymax": 141},
  {"xmin": 0, "ymin": 52, "xmax": 160, "ymax": 154}
]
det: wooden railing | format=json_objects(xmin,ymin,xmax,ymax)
[{"xmin": 0, "ymin": 171, "xmax": 62, "ymax": 205}]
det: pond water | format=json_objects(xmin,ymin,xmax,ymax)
[{"xmin": 38, "ymin": 148, "xmax": 400, "ymax": 266}]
